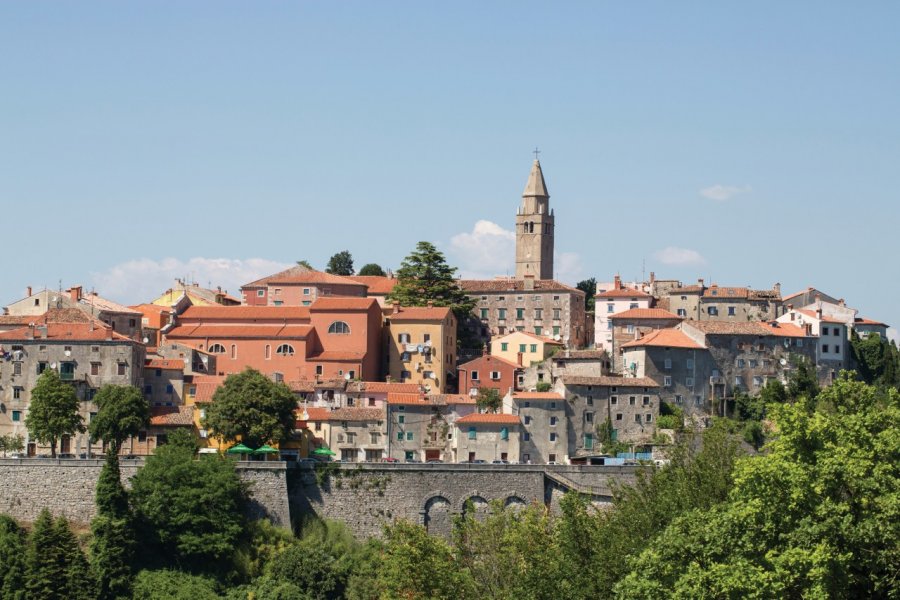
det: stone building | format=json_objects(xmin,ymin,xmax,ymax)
[
  {"xmin": 777, "ymin": 307, "xmax": 850, "ymax": 379},
  {"xmin": 608, "ymin": 308, "xmax": 683, "ymax": 371},
  {"xmin": 383, "ymin": 304, "xmax": 457, "ymax": 393},
  {"xmin": 454, "ymin": 413, "xmax": 522, "ymax": 464},
  {"xmin": 660, "ymin": 280, "xmax": 782, "ymax": 322},
  {"xmin": 5, "ymin": 286, "xmax": 143, "ymax": 340},
  {"xmin": 0, "ymin": 320, "xmax": 144, "ymax": 456},
  {"xmin": 503, "ymin": 391, "xmax": 567, "ymax": 464},
  {"xmin": 519, "ymin": 348, "xmax": 609, "ymax": 393},
  {"xmin": 304, "ymin": 406, "xmax": 387, "ymax": 462},
  {"xmin": 461, "ymin": 277, "xmax": 587, "ymax": 349},
  {"xmin": 386, "ymin": 392, "xmax": 476, "ymax": 462},
  {"xmin": 560, "ymin": 376, "xmax": 661, "ymax": 449},
  {"xmin": 515, "ymin": 159, "xmax": 554, "ymax": 280},
  {"xmin": 142, "ymin": 358, "xmax": 184, "ymax": 407}
]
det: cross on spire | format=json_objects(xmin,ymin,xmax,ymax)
[{"xmin": 533, "ymin": 147, "xmax": 541, "ymax": 161}]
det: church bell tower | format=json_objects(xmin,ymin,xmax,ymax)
[{"xmin": 515, "ymin": 157, "xmax": 554, "ymax": 280}]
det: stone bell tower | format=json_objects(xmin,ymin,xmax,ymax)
[{"xmin": 515, "ymin": 157, "xmax": 554, "ymax": 280}]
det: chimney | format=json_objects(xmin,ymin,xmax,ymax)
[
  {"xmin": 38, "ymin": 326, "xmax": 48, "ymax": 339},
  {"xmin": 524, "ymin": 275, "xmax": 535, "ymax": 291},
  {"xmin": 649, "ymin": 272, "xmax": 655, "ymax": 284},
  {"xmin": 26, "ymin": 324, "xmax": 35, "ymax": 340},
  {"xmin": 105, "ymin": 326, "xmax": 113, "ymax": 341},
  {"xmin": 516, "ymin": 352, "xmax": 523, "ymax": 367},
  {"xmin": 69, "ymin": 286, "xmax": 82, "ymax": 302},
  {"xmin": 698, "ymin": 278, "xmax": 704, "ymax": 287},
  {"xmin": 392, "ymin": 302, "xmax": 401, "ymax": 314},
  {"xmin": 26, "ymin": 286, "xmax": 32, "ymax": 297},
  {"xmin": 816, "ymin": 306, "xmax": 823, "ymax": 320},
  {"xmin": 483, "ymin": 342, "xmax": 489, "ymax": 355},
  {"xmin": 614, "ymin": 275, "xmax": 622, "ymax": 290},
  {"xmin": 839, "ymin": 298, "xmax": 845, "ymax": 307},
  {"xmin": 773, "ymin": 282, "xmax": 781, "ymax": 295}
]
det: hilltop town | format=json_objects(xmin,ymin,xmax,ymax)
[{"xmin": 0, "ymin": 159, "xmax": 893, "ymax": 464}]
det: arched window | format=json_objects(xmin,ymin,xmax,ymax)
[
  {"xmin": 230, "ymin": 344, "xmax": 237, "ymax": 359},
  {"xmin": 208, "ymin": 343, "xmax": 226, "ymax": 354},
  {"xmin": 275, "ymin": 344, "xmax": 295, "ymax": 356},
  {"xmin": 328, "ymin": 321, "xmax": 351, "ymax": 335}
]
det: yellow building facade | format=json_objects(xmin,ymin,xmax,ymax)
[
  {"xmin": 384, "ymin": 305, "xmax": 457, "ymax": 393},
  {"xmin": 490, "ymin": 330, "xmax": 563, "ymax": 366}
]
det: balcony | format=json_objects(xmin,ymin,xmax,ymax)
[{"xmin": 709, "ymin": 376, "xmax": 725, "ymax": 385}]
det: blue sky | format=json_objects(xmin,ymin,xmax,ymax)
[{"xmin": 1, "ymin": 2, "xmax": 898, "ymax": 336}]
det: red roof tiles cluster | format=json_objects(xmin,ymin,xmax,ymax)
[
  {"xmin": 386, "ymin": 305, "xmax": 453, "ymax": 322},
  {"xmin": 178, "ymin": 305, "xmax": 311, "ymax": 321},
  {"xmin": 458, "ymin": 279, "xmax": 581, "ymax": 294},
  {"xmin": 456, "ymin": 413, "xmax": 521, "ymax": 425},
  {"xmin": 149, "ymin": 405, "xmax": 194, "ymax": 427},
  {"xmin": 243, "ymin": 265, "xmax": 367, "ymax": 288},
  {"xmin": 511, "ymin": 392, "xmax": 565, "ymax": 401},
  {"xmin": 145, "ymin": 358, "xmax": 185, "ymax": 370},
  {"xmin": 621, "ymin": 329, "xmax": 705, "ymax": 349},
  {"xmin": 0, "ymin": 322, "xmax": 133, "ymax": 342},
  {"xmin": 610, "ymin": 308, "xmax": 681, "ymax": 320}
]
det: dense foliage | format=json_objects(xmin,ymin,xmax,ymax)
[
  {"xmin": 387, "ymin": 241, "xmax": 475, "ymax": 321},
  {"xmin": 576, "ymin": 277, "xmax": 596, "ymax": 312},
  {"xmin": 326, "ymin": 250, "xmax": 355, "ymax": 276},
  {"xmin": 202, "ymin": 368, "xmax": 297, "ymax": 449},
  {"xmin": 89, "ymin": 384, "xmax": 150, "ymax": 453},
  {"xmin": 24, "ymin": 369, "xmax": 85, "ymax": 457},
  {"xmin": 474, "ymin": 387, "xmax": 501, "ymax": 413},
  {"xmin": 357, "ymin": 263, "xmax": 386, "ymax": 277}
]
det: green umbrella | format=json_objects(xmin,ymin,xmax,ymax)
[
  {"xmin": 311, "ymin": 447, "xmax": 336, "ymax": 456},
  {"xmin": 253, "ymin": 445, "xmax": 279, "ymax": 455},
  {"xmin": 226, "ymin": 443, "xmax": 253, "ymax": 454}
]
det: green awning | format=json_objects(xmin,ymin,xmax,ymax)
[
  {"xmin": 226, "ymin": 444, "xmax": 253, "ymax": 454},
  {"xmin": 254, "ymin": 445, "xmax": 279, "ymax": 454},
  {"xmin": 311, "ymin": 447, "xmax": 336, "ymax": 456}
]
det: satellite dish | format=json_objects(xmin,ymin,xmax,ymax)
[
  {"xmin": 344, "ymin": 373, "xmax": 351, "ymax": 380},
  {"xmin": 142, "ymin": 337, "xmax": 150, "ymax": 344},
  {"xmin": 50, "ymin": 362, "xmax": 57, "ymax": 369},
  {"xmin": 553, "ymin": 334, "xmax": 562, "ymax": 341},
  {"xmin": 779, "ymin": 358, "xmax": 787, "ymax": 366},
  {"xmin": 64, "ymin": 350, "xmax": 71, "ymax": 357}
]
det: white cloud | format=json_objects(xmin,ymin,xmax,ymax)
[
  {"xmin": 653, "ymin": 246, "xmax": 707, "ymax": 267},
  {"xmin": 554, "ymin": 252, "xmax": 585, "ymax": 285},
  {"xmin": 449, "ymin": 220, "xmax": 516, "ymax": 279},
  {"xmin": 700, "ymin": 184, "xmax": 751, "ymax": 201},
  {"xmin": 888, "ymin": 327, "xmax": 899, "ymax": 344},
  {"xmin": 91, "ymin": 257, "xmax": 291, "ymax": 305}
]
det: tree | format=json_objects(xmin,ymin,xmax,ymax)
[
  {"xmin": 202, "ymin": 368, "xmax": 297, "ymax": 449},
  {"xmin": 130, "ymin": 442, "xmax": 246, "ymax": 571},
  {"xmin": 475, "ymin": 388, "xmax": 501, "ymax": 413},
  {"xmin": 787, "ymin": 355, "xmax": 820, "ymax": 402},
  {"xmin": 576, "ymin": 278, "xmax": 597, "ymax": 313},
  {"xmin": 296, "ymin": 260, "xmax": 313, "ymax": 269},
  {"xmin": 91, "ymin": 448, "xmax": 135, "ymax": 600},
  {"xmin": 26, "ymin": 510, "xmax": 91, "ymax": 600},
  {"xmin": 0, "ymin": 434, "xmax": 23, "ymax": 457},
  {"xmin": 0, "ymin": 515, "xmax": 26, "ymax": 600},
  {"xmin": 89, "ymin": 384, "xmax": 150, "ymax": 454},
  {"xmin": 387, "ymin": 241, "xmax": 476, "ymax": 322},
  {"xmin": 758, "ymin": 378, "xmax": 788, "ymax": 405},
  {"xmin": 25, "ymin": 369, "xmax": 84, "ymax": 457},
  {"xmin": 357, "ymin": 263, "xmax": 386, "ymax": 277},
  {"xmin": 325, "ymin": 250, "xmax": 354, "ymax": 276},
  {"xmin": 131, "ymin": 570, "xmax": 220, "ymax": 600}
]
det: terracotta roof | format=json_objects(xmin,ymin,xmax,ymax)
[
  {"xmin": 358, "ymin": 381, "xmax": 422, "ymax": 394},
  {"xmin": 243, "ymin": 265, "xmax": 366, "ymax": 288},
  {"xmin": 310, "ymin": 297, "xmax": 377, "ymax": 311},
  {"xmin": 149, "ymin": 405, "xmax": 194, "ymax": 427},
  {"xmin": 0, "ymin": 315, "xmax": 35, "ymax": 326},
  {"xmin": 621, "ymin": 328, "xmax": 705, "ymax": 349},
  {"xmin": 456, "ymin": 413, "xmax": 521, "ymax": 425},
  {"xmin": 347, "ymin": 276, "xmax": 398, "ymax": 295},
  {"xmin": 702, "ymin": 286, "xmax": 750, "ymax": 299},
  {"xmin": 595, "ymin": 287, "xmax": 651, "ymax": 299},
  {"xmin": 0, "ymin": 322, "xmax": 133, "ymax": 343},
  {"xmin": 41, "ymin": 308, "xmax": 93, "ymax": 324},
  {"xmin": 511, "ymin": 392, "xmax": 565, "ymax": 401},
  {"xmin": 796, "ymin": 309, "xmax": 847, "ymax": 325},
  {"xmin": 77, "ymin": 293, "xmax": 142, "ymax": 315},
  {"xmin": 563, "ymin": 376, "xmax": 659, "ymax": 388},
  {"xmin": 427, "ymin": 394, "xmax": 476, "ymax": 405},
  {"xmin": 179, "ymin": 305, "xmax": 311, "ymax": 321},
  {"xmin": 190, "ymin": 376, "xmax": 226, "ymax": 403},
  {"xmin": 782, "ymin": 288, "xmax": 814, "ymax": 301},
  {"xmin": 457, "ymin": 354, "xmax": 521, "ymax": 370},
  {"xmin": 458, "ymin": 279, "xmax": 581, "ymax": 294},
  {"xmin": 759, "ymin": 322, "xmax": 810, "ymax": 338},
  {"xmin": 325, "ymin": 407, "xmax": 384, "ymax": 421},
  {"xmin": 131, "ymin": 303, "xmax": 172, "ymax": 316},
  {"xmin": 166, "ymin": 324, "xmax": 313, "ymax": 339},
  {"xmin": 301, "ymin": 407, "xmax": 332, "ymax": 421},
  {"xmin": 494, "ymin": 330, "xmax": 564, "ymax": 345},
  {"xmin": 288, "ymin": 380, "xmax": 316, "ymax": 393},
  {"xmin": 609, "ymin": 308, "xmax": 682, "ymax": 320},
  {"xmin": 855, "ymin": 317, "xmax": 887, "ymax": 327},
  {"xmin": 307, "ymin": 350, "xmax": 366, "ymax": 362},
  {"xmin": 386, "ymin": 305, "xmax": 453, "ymax": 322},
  {"xmin": 145, "ymin": 358, "xmax": 185, "ymax": 370},
  {"xmin": 386, "ymin": 392, "xmax": 429, "ymax": 405}
]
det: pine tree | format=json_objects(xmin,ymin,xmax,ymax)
[
  {"xmin": 91, "ymin": 449, "xmax": 135, "ymax": 600},
  {"xmin": 326, "ymin": 250, "xmax": 355, "ymax": 276},
  {"xmin": 0, "ymin": 515, "xmax": 26, "ymax": 600},
  {"xmin": 26, "ymin": 510, "xmax": 87, "ymax": 600},
  {"xmin": 387, "ymin": 241, "xmax": 475, "ymax": 320}
]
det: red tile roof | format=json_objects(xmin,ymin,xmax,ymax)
[
  {"xmin": 386, "ymin": 306, "xmax": 453, "ymax": 322},
  {"xmin": 301, "ymin": 407, "xmax": 332, "ymax": 421},
  {"xmin": 554, "ymin": 349, "xmax": 607, "ymax": 360},
  {"xmin": 310, "ymin": 297, "xmax": 377, "ymax": 311},
  {"xmin": 166, "ymin": 324, "xmax": 313, "ymax": 339},
  {"xmin": 149, "ymin": 405, "xmax": 194, "ymax": 427},
  {"xmin": 681, "ymin": 321, "xmax": 775, "ymax": 336},
  {"xmin": 0, "ymin": 322, "xmax": 134, "ymax": 342},
  {"xmin": 243, "ymin": 265, "xmax": 367, "ymax": 288},
  {"xmin": 145, "ymin": 358, "xmax": 185, "ymax": 370},
  {"xmin": 130, "ymin": 303, "xmax": 172, "ymax": 315},
  {"xmin": 324, "ymin": 407, "xmax": 385, "ymax": 421},
  {"xmin": 359, "ymin": 381, "xmax": 422, "ymax": 394},
  {"xmin": 702, "ymin": 286, "xmax": 750, "ymax": 299},
  {"xmin": 427, "ymin": 394, "xmax": 477, "ymax": 405},
  {"xmin": 458, "ymin": 279, "xmax": 581, "ymax": 294},
  {"xmin": 347, "ymin": 276, "xmax": 398, "ymax": 295},
  {"xmin": 621, "ymin": 328, "xmax": 705, "ymax": 349},
  {"xmin": 179, "ymin": 305, "xmax": 311, "ymax": 321},
  {"xmin": 77, "ymin": 293, "xmax": 142, "ymax": 315},
  {"xmin": 456, "ymin": 413, "xmax": 521, "ymax": 425},
  {"xmin": 457, "ymin": 354, "xmax": 521, "ymax": 370},
  {"xmin": 386, "ymin": 392, "xmax": 429, "ymax": 405},
  {"xmin": 595, "ymin": 287, "xmax": 651, "ymax": 299},
  {"xmin": 796, "ymin": 309, "xmax": 847, "ymax": 325},
  {"xmin": 782, "ymin": 288, "xmax": 814, "ymax": 301},
  {"xmin": 563, "ymin": 376, "xmax": 659, "ymax": 388},
  {"xmin": 759, "ymin": 322, "xmax": 810, "ymax": 338},
  {"xmin": 610, "ymin": 308, "xmax": 682, "ymax": 320},
  {"xmin": 855, "ymin": 317, "xmax": 887, "ymax": 326},
  {"xmin": 190, "ymin": 376, "xmax": 226, "ymax": 403},
  {"xmin": 511, "ymin": 392, "xmax": 564, "ymax": 401},
  {"xmin": 307, "ymin": 350, "xmax": 366, "ymax": 362}
]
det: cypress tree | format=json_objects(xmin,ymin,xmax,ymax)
[{"xmin": 91, "ymin": 449, "xmax": 135, "ymax": 600}]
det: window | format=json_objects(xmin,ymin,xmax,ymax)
[
  {"xmin": 553, "ymin": 308, "xmax": 561, "ymax": 320},
  {"xmin": 90, "ymin": 362, "xmax": 100, "ymax": 376},
  {"xmin": 498, "ymin": 309, "xmax": 507, "ymax": 320},
  {"xmin": 685, "ymin": 377, "xmax": 694, "ymax": 387},
  {"xmin": 315, "ymin": 365, "xmax": 324, "ymax": 375},
  {"xmin": 423, "ymin": 371, "xmax": 435, "ymax": 379},
  {"xmin": 535, "ymin": 308, "xmax": 543, "ymax": 320},
  {"xmin": 303, "ymin": 288, "xmax": 310, "ymax": 296},
  {"xmin": 629, "ymin": 303, "xmax": 638, "ymax": 310},
  {"xmin": 523, "ymin": 432, "xmax": 531, "ymax": 442},
  {"xmin": 635, "ymin": 414, "xmax": 642, "ymax": 423},
  {"xmin": 524, "ymin": 415, "xmax": 532, "ymax": 425},
  {"xmin": 584, "ymin": 433, "xmax": 594, "ymax": 449},
  {"xmin": 328, "ymin": 321, "xmax": 351, "ymax": 334},
  {"xmin": 302, "ymin": 301, "xmax": 311, "ymax": 306},
  {"xmin": 753, "ymin": 376, "xmax": 763, "ymax": 387},
  {"xmin": 749, "ymin": 359, "xmax": 758, "ymax": 368},
  {"xmin": 708, "ymin": 307, "xmax": 719, "ymax": 316},
  {"xmin": 549, "ymin": 432, "xmax": 557, "ymax": 442},
  {"xmin": 553, "ymin": 326, "xmax": 560, "ymax": 336},
  {"xmin": 468, "ymin": 427, "xmax": 477, "ymax": 440},
  {"xmin": 796, "ymin": 339, "xmax": 804, "ymax": 347},
  {"xmin": 607, "ymin": 304, "xmax": 614, "ymax": 313},
  {"xmin": 209, "ymin": 343, "xmax": 226, "ymax": 354},
  {"xmin": 735, "ymin": 376, "xmax": 743, "ymax": 386},
  {"xmin": 664, "ymin": 358, "xmax": 672, "ymax": 370},
  {"xmin": 257, "ymin": 290, "xmax": 265, "ymax": 297},
  {"xmin": 501, "ymin": 342, "xmax": 508, "ymax": 352},
  {"xmin": 500, "ymin": 427, "xmax": 509, "ymax": 440},
  {"xmin": 675, "ymin": 394, "xmax": 683, "ymax": 404},
  {"xmin": 737, "ymin": 359, "xmax": 745, "ymax": 368},
  {"xmin": 530, "ymin": 344, "xmax": 537, "ymax": 353},
  {"xmin": 835, "ymin": 345, "xmax": 841, "ymax": 355},
  {"xmin": 587, "ymin": 395, "xmax": 593, "ymax": 406},
  {"xmin": 91, "ymin": 346, "xmax": 99, "ymax": 353},
  {"xmin": 519, "ymin": 344, "xmax": 527, "ymax": 353},
  {"xmin": 627, "ymin": 324, "xmax": 635, "ymax": 334},
  {"xmin": 550, "ymin": 416, "xmax": 558, "ymax": 426},
  {"xmin": 534, "ymin": 326, "xmax": 542, "ymax": 336},
  {"xmin": 275, "ymin": 344, "xmax": 295, "ymax": 356},
  {"xmin": 401, "ymin": 370, "xmax": 411, "ymax": 380},
  {"xmin": 615, "ymin": 413, "xmax": 622, "ymax": 421},
  {"xmin": 629, "ymin": 396, "xmax": 636, "ymax": 406},
  {"xmin": 13, "ymin": 363, "xmax": 21, "ymax": 376},
  {"xmin": 144, "ymin": 385, "xmax": 152, "ymax": 395},
  {"xmin": 11, "ymin": 411, "xmax": 21, "ymax": 422},
  {"xmin": 480, "ymin": 308, "xmax": 488, "ymax": 319},
  {"xmin": 397, "ymin": 431, "xmax": 403, "ymax": 441},
  {"xmin": 368, "ymin": 398, "xmax": 376, "ymax": 407},
  {"xmin": 728, "ymin": 306, "xmax": 736, "ymax": 316},
  {"xmin": 516, "ymin": 308, "xmax": 524, "ymax": 320},
  {"xmin": 585, "ymin": 412, "xmax": 594, "ymax": 423},
  {"xmin": 401, "ymin": 352, "xmax": 411, "ymax": 362},
  {"xmin": 677, "ymin": 308, "xmax": 687, "ymax": 316},
  {"xmin": 231, "ymin": 344, "xmax": 237, "ymax": 359},
  {"xmin": 643, "ymin": 396, "xmax": 650, "ymax": 406},
  {"xmin": 13, "ymin": 387, "xmax": 23, "ymax": 400},
  {"xmin": 347, "ymin": 397, "xmax": 355, "ymax": 407},
  {"xmin": 490, "ymin": 371, "xmax": 501, "ymax": 380},
  {"xmin": 117, "ymin": 363, "xmax": 126, "ymax": 376},
  {"xmin": 471, "ymin": 370, "xmax": 480, "ymax": 381},
  {"xmin": 822, "ymin": 344, "xmax": 829, "ymax": 353},
  {"xmin": 822, "ymin": 326, "xmax": 829, "ymax": 336},
  {"xmin": 398, "ymin": 415, "xmax": 405, "ymax": 424},
  {"xmin": 370, "ymin": 433, "xmax": 380, "ymax": 444},
  {"xmin": 610, "ymin": 395, "xmax": 618, "ymax": 405},
  {"xmin": 646, "ymin": 414, "xmax": 653, "ymax": 422}
]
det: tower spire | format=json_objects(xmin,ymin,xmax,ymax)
[{"xmin": 515, "ymin": 154, "xmax": 554, "ymax": 281}]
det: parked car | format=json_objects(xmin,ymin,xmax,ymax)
[
  {"xmin": 382, "ymin": 457, "xmax": 399, "ymax": 463},
  {"xmin": 58, "ymin": 453, "xmax": 76, "ymax": 459},
  {"xmin": 426, "ymin": 459, "xmax": 443, "ymax": 464},
  {"xmin": 471, "ymin": 459, "xmax": 487, "ymax": 464},
  {"xmin": 491, "ymin": 460, "xmax": 509, "ymax": 464}
]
